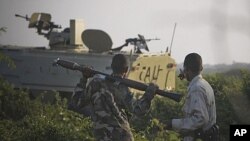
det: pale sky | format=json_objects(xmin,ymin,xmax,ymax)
[{"xmin": 0, "ymin": 0, "xmax": 250, "ymax": 65}]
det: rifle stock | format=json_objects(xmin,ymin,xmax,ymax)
[{"xmin": 54, "ymin": 58, "xmax": 183, "ymax": 102}]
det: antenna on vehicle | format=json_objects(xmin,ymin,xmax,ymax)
[{"xmin": 169, "ymin": 23, "xmax": 177, "ymax": 56}]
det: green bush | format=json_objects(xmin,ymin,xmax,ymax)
[
  {"xmin": 0, "ymin": 76, "xmax": 94, "ymax": 141},
  {"xmin": 204, "ymin": 74, "xmax": 240, "ymax": 141},
  {"xmin": 0, "ymin": 77, "xmax": 30, "ymax": 120},
  {"xmin": 0, "ymin": 69, "xmax": 248, "ymax": 140},
  {"xmin": 241, "ymin": 69, "xmax": 250, "ymax": 98},
  {"xmin": 0, "ymin": 76, "xmax": 149, "ymax": 141}
]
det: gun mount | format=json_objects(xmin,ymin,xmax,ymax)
[
  {"xmin": 15, "ymin": 13, "xmax": 86, "ymax": 50},
  {"xmin": 15, "ymin": 13, "xmax": 61, "ymax": 39}
]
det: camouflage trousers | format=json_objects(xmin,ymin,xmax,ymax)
[{"xmin": 93, "ymin": 127, "xmax": 134, "ymax": 141}]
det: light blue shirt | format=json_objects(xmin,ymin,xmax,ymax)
[{"xmin": 172, "ymin": 74, "xmax": 216, "ymax": 141}]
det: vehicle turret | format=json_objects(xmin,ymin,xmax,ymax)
[{"xmin": 15, "ymin": 13, "xmax": 87, "ymax": 51}]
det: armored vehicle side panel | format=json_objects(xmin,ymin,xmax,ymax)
[{"xmin": 0, "ymin": 46, "xmax": 175, "ymax": 93}]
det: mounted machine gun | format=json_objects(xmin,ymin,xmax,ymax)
[
  {"xmin": 15, "ymin": 13, "xmax": 61, "ymax": 39},
  {"xmin": 112, "ymin": 34, "xmax": 160, "ymax": 53}
]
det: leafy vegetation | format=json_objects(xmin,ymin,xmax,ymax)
[
  {"xmin": 0, "ymin": 77, "xmax": 94, "ymax": 141},
  {"xmin": 1, "ymin": 68, "xmax": 249, "ymax": 140},
  {"xmin": 241, "ymin": 69, "xmax": 250, "ymax": 98}
]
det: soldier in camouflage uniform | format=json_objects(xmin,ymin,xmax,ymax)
[
  {"xmin": 80, "ymin": 54, "xmax": 158, "ymax": 141},
  {"xmin": 165, "ymin": 53, "xmax": 218, "ymax": 141}
]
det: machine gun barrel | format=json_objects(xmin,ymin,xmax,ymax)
[
  {"xmin": 54, "ymin": 58, "xmax": 183, "ymax": 102},
  {"xmin": 15, "ymin": 14, "xmax": 29, "ymax": 21},
  {"xmin": 126, "ymin": 38, "xmax": 160, "ymax": 43},
  {"xmin": 145, "ymin": 38, "xmax": 160, "ymax": 42}
]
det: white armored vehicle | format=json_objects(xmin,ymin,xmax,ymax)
[{"xmin": 0, "ymin": 12, "xmax": 177, "ymax": 96}]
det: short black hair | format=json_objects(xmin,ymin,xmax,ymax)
[
  {"xmin": 184, "ymin": 53, "xmax": 203, "ymax": 73},
  {"xmin": 111, "ymin": 54, "xmax": 129, "ymax": 74}
]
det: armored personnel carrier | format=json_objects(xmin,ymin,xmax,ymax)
[{"xmin": 0, "ymin": 12, "xmax": 177, "ymax": 95}]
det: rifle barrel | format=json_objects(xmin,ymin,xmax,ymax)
[{"xmin": 15, "ymin": 14, "xmax": 29, "ymax": 21}]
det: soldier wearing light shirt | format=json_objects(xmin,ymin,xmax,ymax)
[{"xmin": 165, "ymin": 53, "xmax": 218, "ymax": 141}]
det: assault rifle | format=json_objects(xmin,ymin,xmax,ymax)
[{"xmin": 53, "ymin": 58, "xmax": 183, "ymax": 102}]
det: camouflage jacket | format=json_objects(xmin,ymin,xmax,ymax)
[{"xmin": 82, "ymin": 76, "xmax": 155, "ymax": 141}]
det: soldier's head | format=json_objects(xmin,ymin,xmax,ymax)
[
  {"xmin": 111, "ymin": 54, "xmax": 129, "ymax": 77},
  {"xmin": 183, "ymin": 53, "xmax": 203, "ymax": 81}
]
